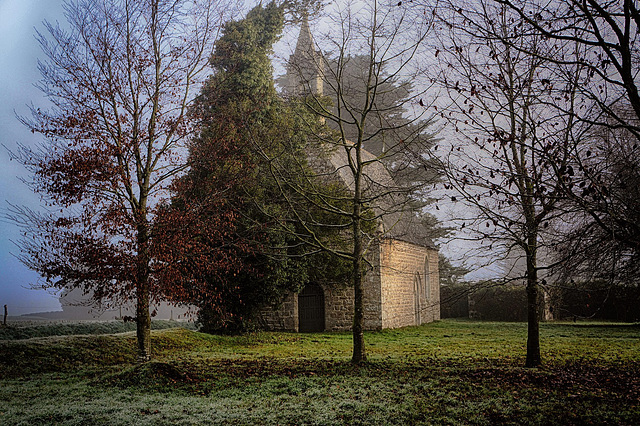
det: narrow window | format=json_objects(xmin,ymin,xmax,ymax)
[
  {"xmin": 414, "ymin": 272, "xmax": 422, "ymax": 324},
  {"xmin": 424, "ymin": 256, "xmax": 431, "ymax": 300}
]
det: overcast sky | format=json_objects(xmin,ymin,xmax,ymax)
[{"xmin": 1, "ymin": 0, "xmax": 65, "ymax": 315}]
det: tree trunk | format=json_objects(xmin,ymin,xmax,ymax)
[
  {"xmin": 352, "ymin": 242, "xmax": 366, "ymax": 364},
  {"xmin": 525, "ymin": 239, "xmax": 541, "ymax": 368},
  {"xmin": 351, "ymin": 146, "xmax": 366, "ymax": 364},
  {"xmin": 136, "ymin": 217, "xmax": 152, "ymax": 363},
  {"xmin": 136, "ymin": 281, "xmax": 151, "ymax": 362},
  {"xmin": 525, "ymin": 279, "xmax": 541, "ymax": 367}
]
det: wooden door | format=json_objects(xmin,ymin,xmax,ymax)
[{"xmin": 298, "ymin": 284, "xmax": 325, "ymax": 332}]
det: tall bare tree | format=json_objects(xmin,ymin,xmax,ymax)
[
  {"xmin": 553, "ymin": 110, "xmax": 640, "ymax": 283},
  {"xmin": 494, "ymin": 0, "xmax": 640, "ymax": 281},
  {"xmin": 10, "ymin": 0, "xmax": 235, "ymax": 362},
  {"xmin": 426, "ymin": 0, "xmax": 582, "ymax": 367},
  {"xmin": 496, "ymin": 0, "xmax": 640, "ymax": 133},
  {"xmin": 271, "ymin": 1, "xmax": 436, "ymax": 363}
]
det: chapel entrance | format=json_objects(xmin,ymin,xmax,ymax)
[{"xmin": 298, "ymin": 284, "xmax": 325, "ymax": 332}]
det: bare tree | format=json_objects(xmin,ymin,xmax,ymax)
[
  {"xmin": 427, "ymin": 0, "xmax": 582, "ymax": 367},
  {"xmin": 270, "ymin": 1, "xmax": 437, "ymax": 363},
  {"xmin": 554, "ymin": 111, "xmax": 640, "ymax": 283},
  {"xmin": 496, "ymin": 0, "xmax": 640, "ymax": 134},
  {"xmin": 493, "ymin": 0, "xmax": 640, "ymax": 280},
  {"xmin": 9, "ymin": 0, "xmax": 235, "ymax": 362}
]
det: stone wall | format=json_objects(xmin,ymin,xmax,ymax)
[
  {"xmin": 362, "ymin": 243, "xmax": 383, "ymax": 330},
  {"xmin": 258, "ymin": 244, "xmax": 383, "ymax": 332},
  {"xmin": 259, "ymin": 284, "xmax": 358, "ymax": 332},
  {"xmin": 379, "ymin": 239, "xmax": 440, "ymax": 329},
  {"xmin": 424, "ymin": 248, "xmax": 441, "ymax": 323},
  {"xmin": 258, "ymin": 292, "xmax": 298, "ymax": 331},
  {"xmin": 258, "ymin": 238, "xmax": 438, "ymax": 332},
  {"xmin": 323, "ymin": 285, "xmax": 352, "ymax": 331},
  {"xmin": 323, "ymin": 243, "xmax": 383, "ymax": 331}
]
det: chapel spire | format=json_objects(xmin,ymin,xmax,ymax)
[{"xmin": 286, "ymin": 14, "xmax": 323, "ymax": 96}]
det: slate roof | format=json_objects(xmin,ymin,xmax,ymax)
[{"xmin": 322, "ymin": 141, "xmax": 435, "ymax": 249}]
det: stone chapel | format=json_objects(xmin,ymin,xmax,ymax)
[{"xmin": 259, "ymin": 18, "xmax": 440, "ymax": 332}]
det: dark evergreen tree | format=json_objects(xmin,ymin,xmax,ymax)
[{"xmin": 156, "ymin": 2, "xmax": 348, "ymax": 332}]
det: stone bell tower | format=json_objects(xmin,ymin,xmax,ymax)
[{"xmin": 285, "ymin": 15, "xmax": 323, "ymax": 97}]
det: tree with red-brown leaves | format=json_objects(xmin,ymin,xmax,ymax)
[{"xmin": 9, "ymin": 0, "xmax": 236, "ymax": 362}]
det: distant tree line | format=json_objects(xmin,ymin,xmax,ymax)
[{"xmin": 441, "ymin": 281, "xmax": 640, "ymax": 323}]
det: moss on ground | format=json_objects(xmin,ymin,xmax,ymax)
[{"xmin": 0, "ymin": 319, "xmax": 638, "ymax": 424}]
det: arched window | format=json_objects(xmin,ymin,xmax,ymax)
[
  {"xmin": 414, "ymin": 272, "xmax": 422, "ymax": 295},
  {"xmin": 424, "ymin": 256, "xmax": 431, "ymax": 300},
  {"xmin": 414, "ymin": 272, "xmax": 422, "ymax": 324}
]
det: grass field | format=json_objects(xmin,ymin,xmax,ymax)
[{"xmin": 0, "ymin": 319, "xmax": 638, "ymax": 425}]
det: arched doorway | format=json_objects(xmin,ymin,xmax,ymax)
[{"xmin": 298, "ymin": 284, "xmax": 325, "ymax": 332}]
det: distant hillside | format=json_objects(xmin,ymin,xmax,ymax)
[{"xmin": 19, "ymin": 305, "xmax": 191, "ymax": 322}]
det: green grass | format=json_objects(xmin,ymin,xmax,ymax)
[{"xmin": 0, "ymin": 319, "xmax": 638, "ymax": 425}]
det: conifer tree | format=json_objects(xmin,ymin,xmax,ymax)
[{"xmin": 156, "ymin": 2, "xmax": 348, "ymax": 332}]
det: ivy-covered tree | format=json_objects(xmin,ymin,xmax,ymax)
[{"xmin": 156, "ymin": 2, "xmax": 348, "ymax": 332}]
